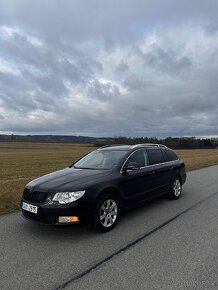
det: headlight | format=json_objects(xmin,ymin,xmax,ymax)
[{"xmin": 52, "ymin": 190, "xmax": 85, "ymax": 204}]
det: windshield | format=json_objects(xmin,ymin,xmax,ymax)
[{"xmin": 73, "ymin": 150, "xmax": 128, "ymax": 170}]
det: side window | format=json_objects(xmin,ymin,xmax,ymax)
[
  {"xmin": 143, "ymin": 150, "xmax": 149, "ymax": 166},
  {"xmin": 165, "ymin": 149, "xmax": 178, "ymax": 161},
  {"xmin": 125, "ymin": 150, "xmax": 148, "ymax": 168},
  {"xmin": 147, "ymin": 149, "xmax": 165, "ymax": 165},
  {"xmin": 161, "ymin": 149, "xmax": 169, "ymax": 162}
]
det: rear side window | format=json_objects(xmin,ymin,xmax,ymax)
[
  {"xmin": 147, "ymin": 149, "xmax": 165, "ymax": 165},
  {"xmin": 165, "ymin": 149, "xmax": 179, "ymax": 161}
]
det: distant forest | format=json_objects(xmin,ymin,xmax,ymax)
[
  {"xmin": 97, "ymin": 136, "xmax": 218, "ymax": 149},
  {"xmin": 0, "ymin": 134, "xmax": 217, "ymax": 149}
]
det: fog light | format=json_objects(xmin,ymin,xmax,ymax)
[{"xmin": 58, "ymin": 216, "xmax": 79, "ymax": 223}]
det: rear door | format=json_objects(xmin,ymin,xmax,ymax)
[{"xmin": 147, "ymin": 148, "xmax": 173, "ymax": 195}]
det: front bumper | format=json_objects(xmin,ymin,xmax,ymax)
[{"xmin": 20, "ymin": 199, "xmax": 94, "ymax": 225}]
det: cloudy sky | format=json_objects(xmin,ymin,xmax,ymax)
[{"xmin": 0, "ymin": 0, "xmax": 218, "ymax": 137}]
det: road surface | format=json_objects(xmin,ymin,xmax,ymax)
[{"xmin": 0, "ymin": 166, "xmax": 218, "ymax": 290}]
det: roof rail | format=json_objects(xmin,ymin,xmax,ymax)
[
  {"xmin": 98, "ymin": 144, "xmax": 127, "ymax": 149},
  {"xmin": 131, "ymin": 143, "xmax": 167, "ymax": 149}
]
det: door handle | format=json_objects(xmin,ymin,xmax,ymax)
[{"xmin": 148, "ymin": 170, "xmax": 155, "ymax": 175}]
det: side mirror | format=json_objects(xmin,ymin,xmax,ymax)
[{"xmin": 125, "ymin": 162, "xmax": 140, "ymax": 171}]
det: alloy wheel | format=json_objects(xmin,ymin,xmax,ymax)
[
  {"xmin": 173, "ymin": 179, "xmax": 181, "ymax": 197},
  {"xmin": 99, "ymin": 199, "xmax": 118, "ymax": 228}
]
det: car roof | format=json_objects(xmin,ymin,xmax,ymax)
[
  {"xmin": 98, "ymin": 144, "xmax": 168, "ymax": 151},
  {"xmin": 98, "ymin": 145, "xmax": 132, "ymax": 151}
]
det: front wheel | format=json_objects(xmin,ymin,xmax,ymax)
[
  {"xmin": 93, "ymin": 194, "xmax": 119, "ymax": 232},
  {"xmin": 168, "ymin": 177, "xmax": 182, "ymax": 200}
]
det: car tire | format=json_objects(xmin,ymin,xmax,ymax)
[
  {"xmin": 168, "ymin": 176, "xmax": 182, "ymax": 200},
  {"xmin": 93, "ymin": 194, "xmax": 119, "ymax": 232}
]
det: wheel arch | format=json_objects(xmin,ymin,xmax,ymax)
[
  {"xmin": 95, "ymin": 186, "xmax": 123, "ymax": 209},
  {"xmin": 172, "ymin": 170, "xmax": 182, "ymax": 183}
]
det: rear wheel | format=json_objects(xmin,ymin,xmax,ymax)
[
  {"xmin": 168, "ymin": 177, "xmax": 182, "ymax": 200},
  {"xmin": 93, "ymin": 194, "xmax": 119, "ymax": 232}
]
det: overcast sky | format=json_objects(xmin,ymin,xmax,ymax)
[{"xmin": 0, "ymin": 0, "xmax": 218, "ymax": 137}]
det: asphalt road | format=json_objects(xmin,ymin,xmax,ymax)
[{"xmin": 0, "ymin": 166, "xmax": 218, "ymax": 290}]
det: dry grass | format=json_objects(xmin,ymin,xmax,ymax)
[
  {"xmin": 0, "ymin": 142, "xmax": 94, "ymax": 215},
  {"xmin": 0, "ymin": 142, "xmax": 218, "ymax": 215},
  {"xmin": 176, "ymin": 149, "xmax": 218, "ymax": 171}
]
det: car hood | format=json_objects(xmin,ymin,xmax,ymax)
[{"xmin": 26, "ymin": 167, "xmax": 112, "ymax": 192}]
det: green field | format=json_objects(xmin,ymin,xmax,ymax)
[{"xmin": 0, "ymin": 142, "xmax": 218, "ymax": 215}]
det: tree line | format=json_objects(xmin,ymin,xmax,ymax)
[
  {"xmin": 0, "ymin": 134, "xmax": 217, "ymax": 149},
  {"xmin": 95, "ymin": 136, "xmax": 218, "ymax": 149}
]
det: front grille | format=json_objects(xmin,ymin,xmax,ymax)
[
  {"xmin": 22, "ymin": 210, "xmax": 56, "ymax": 224},
  {"xmin": 23, "ymin": 188, "xmax": 48, "ymax": 203}
]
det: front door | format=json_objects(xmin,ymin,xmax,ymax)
[{"xmin": 119, "ymin": 149, "xmax": 155, "ymax": 206}]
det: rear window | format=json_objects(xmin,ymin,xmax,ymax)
[
  {"xmin": 147, "ymin": 149, "xmax": 165, "ymax": 165},
  {"xmin": 165, "ymin": 149, "xmax": 179, "ymax": 161}
]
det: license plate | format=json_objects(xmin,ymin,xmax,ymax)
[{"xmin": 22, "ymin": 202, "xmax": 38, "ymax": 214}]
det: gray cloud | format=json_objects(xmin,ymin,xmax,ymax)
[
  {"xmin": 116, "ymin": 60, "xmax": 129, "ymax": 74},
  {"xmin": 205, "ymin": 21, "xmax": 218, "ymax": 35},
  {"xmin": 0, "ymin": 0, "xmax": 218, "ymax": 137},
  {"xmin": 144, "ymin": 46, "xmax": 192, "ymax": 74}
]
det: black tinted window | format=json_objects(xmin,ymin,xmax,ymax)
[
  {"xmin": 147, "ymin": 149, "xmax": 164, "ymax": 165},
  {"xmin": 165, "ymin": 149, "xmax": 178, "ymax": 161},
  {"xmin": 125, "ymin": 150, "xmax": 149, "ymax": 168}
]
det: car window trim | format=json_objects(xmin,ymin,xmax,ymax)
[{"xmin": 120, "ymin": 149, "xmax": 179, "ymax": 173}]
